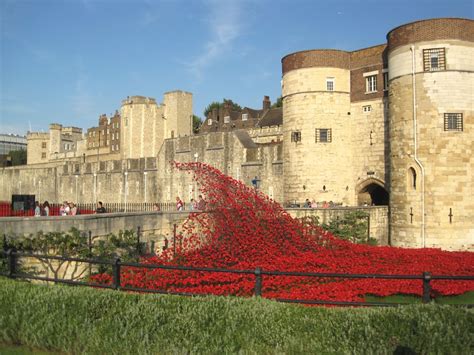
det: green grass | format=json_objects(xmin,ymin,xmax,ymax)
[
  {"xmin": 365, "ymin": 291, "xmax": 474, "ymax": 305},
  {"xmin": 0, "ymin": 277, "xmax": 473, "ymax": 354},
  {"xmin": 0, "ymin": 343, "xmax": 59, "ymax": 354}
]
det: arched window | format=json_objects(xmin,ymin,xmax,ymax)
[{"xmin": 408, "ymin": 167, "xmax": 417, "ymax": 190}]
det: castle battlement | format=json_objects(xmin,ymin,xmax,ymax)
[{"xmin": 121, "ymin": 96, "xmax": 157, "ymax": 106}]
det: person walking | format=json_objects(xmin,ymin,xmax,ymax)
[
  {"xmin": 34, "ymin": 202, "xmax": 41, "ymax": 217},
  {"xmin": 95, "ymin": 201, "xmax": 106, "ymax": 213},
  {"xmin": 176, "ymin": 197, "xmax": 184, "ymax": 211},
  {"xmin": 42, "ymin": 201, "xmax": 50, "ymax": 216}
]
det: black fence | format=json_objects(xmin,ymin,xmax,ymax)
[
  {"xmin": 0, "ymin": 201, "xmax": 188, "ymax": 217},
  {"xmin": 1, "ymin": 249, "xmax": 473, "ymax": 307}
]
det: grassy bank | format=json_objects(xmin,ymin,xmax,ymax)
[{"xmin": 0, "ymin": 277, "xmax": 472, "ymax": 354}]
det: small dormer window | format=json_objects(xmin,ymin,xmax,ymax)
[
  {"xmin": 242, "ymin": 113, "xmax": 248, "ymax": 121},
  {"xmin": 224, "ymin": 116, "xmax": 230, "ymax": 124}
]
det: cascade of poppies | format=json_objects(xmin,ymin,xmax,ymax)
[{"xmin": 92, "ymin": 161, "xmax": 474, "ymax": 301}]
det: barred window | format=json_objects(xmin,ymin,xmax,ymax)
[
  {"xmin": 423, "ymin": 48, "xmax": 445, "ymax": 72},
  {"xmin": 326, "ymin": 78, "xmax": 334, "ymax": 91},
  {"xmin": 444, "ymin": 113, "xmax": 463, "ymax": 131},
  {"xmin": 41, "ymin": 142, "xmax": 47, "ymax": 149},
  {"xmin": 41, "ymin": 152, "xmax": 46, "ymax": 159},
  {"xmin": 315, "ymin": 128, "xmax": 332, "ymax": 143},
  {"xmin": 291, "ymin": 131, "xmax": 301, "ymax": 142},
  {"xmin": 365, "ymin": 75, "xmax": 377, "ymax": 93}
]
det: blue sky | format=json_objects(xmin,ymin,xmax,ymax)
[{"xmin": 1, "ymin": 0, "xmax": 472, "ymax": 135}]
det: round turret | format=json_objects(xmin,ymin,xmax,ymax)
[
  {"xmin": 281, "ymin": 50, "xmax": 353, "ymax": 205},
  {"xmin": 387, "ymin": 18, "xmax": 474, "ymax": 249}
]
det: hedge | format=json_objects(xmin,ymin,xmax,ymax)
[{"xmin": 0, "ymin": 277, "xmax": 472, "ymax": 354}]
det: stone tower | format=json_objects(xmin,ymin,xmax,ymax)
[
  {"xmin": 121, "ymin": 96, "xmax": 164, "ymax": 159},
  {"xmin": 163, "ymin": 90, "xmax": 193, "ymax": 139},
  {"xmin": 281, "ymin": 50, "xmax": 354, "ymax": 205},
  {"xmin": 120, "ymin": 91, "xmax": 193, "ymax": 160},
  {"xmin": 387, "ymin": 18, "xmax": 474, "ymax": 249}
]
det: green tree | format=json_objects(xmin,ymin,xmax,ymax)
[
  {"xmin": 203, "ymin": 99, "xmax": 242, "ymax": 118},
  {"xmin": 8, "ymin": 149, "xmax": 27, "ymax": 166},
  {"xmin": 192, "ymin": 115, "xmax": 202, "ymax": 134},
  {"xmin": 271, "ymin": 96, "xmax": 283, "ymax": 108}
]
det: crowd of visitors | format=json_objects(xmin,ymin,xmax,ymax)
[
  {"xmin": 174, "ymin": 195, "xmax": 207, "ymax": 211},
  {"xmin": 34, "ymin": 201, "xmax": 51, "ymax": 216}
]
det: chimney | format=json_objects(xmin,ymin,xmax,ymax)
[
  {"xmin": 263, "ymin": 96, "xmax": 271, "ymax": 110},
  {"xmin": 212, "ymin": 107, "xmax": 218, "ymax": 121}
]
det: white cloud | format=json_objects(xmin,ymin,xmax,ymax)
[{"xmin": 186, "ymin": 0, "xmax": 244, "ymax": 79}]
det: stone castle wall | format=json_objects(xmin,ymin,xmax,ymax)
[{"xmin": 388, "ymin": 24, "xmax": 474, "ymax": 250}]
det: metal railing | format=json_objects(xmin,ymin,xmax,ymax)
[
  {"xmin": 0, "ymin": 201, "xmax": 188, "ymax": 217},
  {"xmin": 1, "ymin": 249, "xmax": 472, "ymax": 307}
]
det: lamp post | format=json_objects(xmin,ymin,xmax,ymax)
[
  {"xmin": 75, "ymin": 175, "xmax": 79, "ymax": 203},
  {"xmin": 124, "ymin": 171, "xmax": 128, "ymax": 211},
  {"xmin": 143, "ymin": 171, "xmax": 148, "ymax": 203},
  {"xmin": 93, "ymin": 173, "xmax": 97, "ymax": 204}
]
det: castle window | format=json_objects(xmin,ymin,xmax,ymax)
[
  {"xmin": 408, "ymin": 167, "xmax": 417, "ymax": 190},
  {"xmin": 326, "ymin": 77, "xmax": 335, "ymax": 91},
  {"xmin": 242, "ymin": 113, "xmax": 248, "ymax": 121},
  {"xmin": 363, "ymin": 105, "xmax": 372, "ymax": 113},
  {"xmin": 365, "ymin": 75, "xmax": 377, "ymax": 93},
  {"xmin": 224, "ymin": 116, "xmax": 230, "ymax": 124},
  {"xmin": 41, "ymin": 153, "xmax": 46, "ymax": 159},
  {"xmin": 444, "ymin": 113, "xmax": 463, "ymax": 131},
  {"xmin": 315, "ymin": 128, "xmax": 332, "ymax": 143},
  {"xmin": 291, "ymin": 131, "xmax": 301, "ymax": 142},
  {"xmin": 383, "ymin": 71, "xmax": 389, "ymax": 91},
  {"xmin": 423, "ymin": 48, "xmax": 445, "ymax": 72},
  {"xmin": 93, "ymin": 131, "xmax": 96, "ymax": 137},
  {"xmin": 207, "ymin": 119, "xmax": 213, "ymax": 126},
  {"xmin": 41, "ymin": 142, "xmax": 46, "ymax": 149}
]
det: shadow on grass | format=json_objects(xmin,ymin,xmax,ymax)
[{"xmin": 365, "ymin": 291, "xmax": 474, "ymax": 304}]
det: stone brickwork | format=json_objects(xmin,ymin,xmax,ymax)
[
  {"xmin": 282, "ymin": 65, "xmax": 353, "ymax": 205},
  {"xmin": 388, "ymin": 19, "xmax": 474, "ymax": 250},
  {"xmin": 3, "ymin": 18, "xmax": 473, "ymax": 251},
  {"xmin": 287, "ymin": 206, "xmax": 389, "ymax": 245}
]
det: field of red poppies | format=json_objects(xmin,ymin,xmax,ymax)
[{"xmin": 91, "ymin": 162, "xmax": 474, "ymax": 302}]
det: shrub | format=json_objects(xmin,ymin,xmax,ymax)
[{"xmin": 0, "ymin": 277, "xmax": 472, "ymax": 354}]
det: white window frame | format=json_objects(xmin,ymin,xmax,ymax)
[
  {"xmin": 365, "ymin": 75, "xmax": 377, "ymax": 93},
  {"xmin": 207, "ymin": 119, "xmax": 213, "ymax": 126},
  {"xmin": 363, "ymin": 105, "xmax": 372, "ymax": 113},
  {"xmin": 224, "ymin": 116, "xmax": 230, "ymax": 124},
  {"xmin": 242, "ymin": 113, "xmax": 248, "ymax": 121}
]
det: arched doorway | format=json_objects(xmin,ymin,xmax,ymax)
[{"xmin": 357, "ymin": 178, "xmax": 389, "ymax": 206}]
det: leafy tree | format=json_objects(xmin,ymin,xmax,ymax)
[
  {"xmin": 203, "ymin": 99, "xmax": 242, "ymax": 118},
  {"xmin": 271, "ymin": 96, "xmax": 283, "ymax": 108},
  {"xmin": 8, "ymin": 149, "xmax": 27, "ymax": 166},
  {"xmin": 3, "ymin": 228, "xmax": 144, "ymax": 280},
  {"xmin": 192, "ymin": 115, "xmax": 202, "ymax": 134}
]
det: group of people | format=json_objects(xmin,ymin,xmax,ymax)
[
  {"xmin": 34, "ymin": 201, "xmax": 51, "ymax": 217},
  {"xmin": 303, "ymin": 199, "xmax": 334, "ymax": 209},
  {"xmin": 33, "ymin": 200, "xmax": 107, "ymax": 216},
  {"xmin": 59, "ymin": 201, "xmax": 78, "ymax": 216},
  {"xmin": 175, "ymin": 195, "xmax": 206, "ymax": 211}
]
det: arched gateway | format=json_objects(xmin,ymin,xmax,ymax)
[{"xmin": 357, "ymin": 178, "xmax": 389, "ymax": 206}]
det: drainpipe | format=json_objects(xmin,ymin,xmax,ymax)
[{"xmin": 410, "ymin": 45, "xmax": 426, "ymax": 248}]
